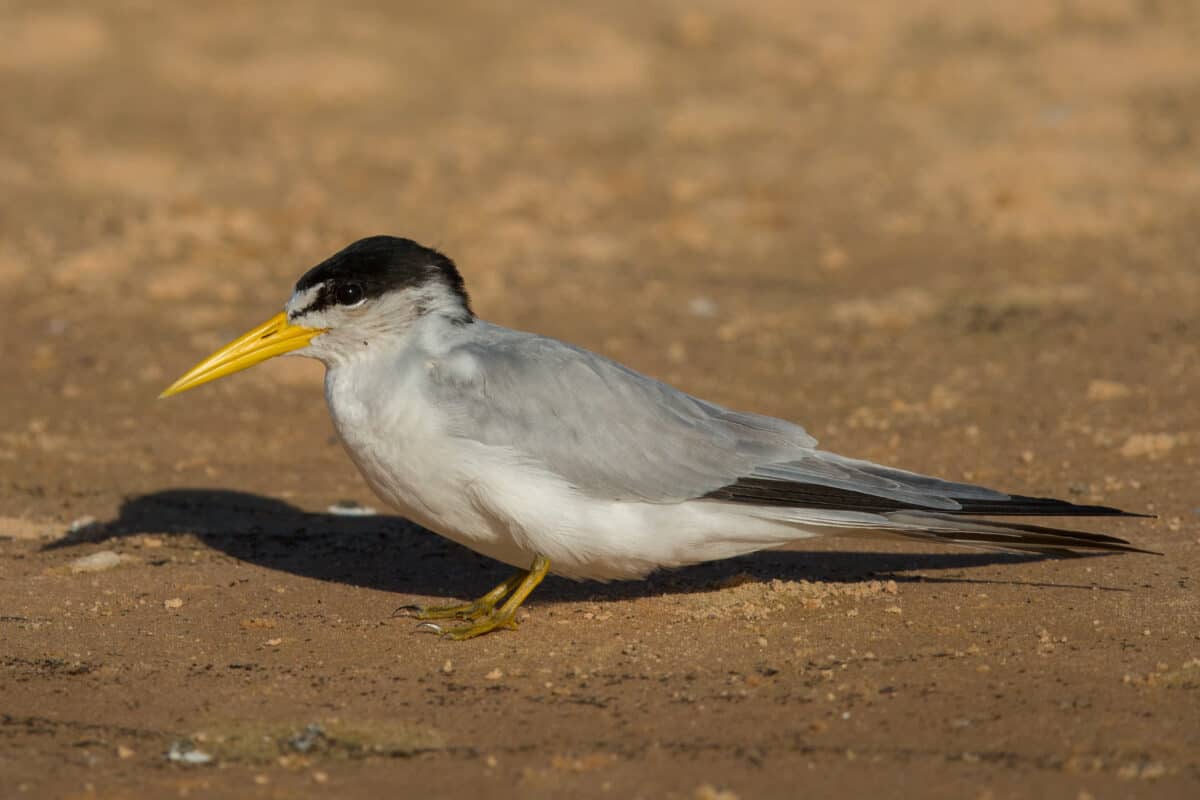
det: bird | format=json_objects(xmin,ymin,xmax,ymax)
[{"xmin": 161, "ymin": 235, "xmax": 1152, "ymax": 639}]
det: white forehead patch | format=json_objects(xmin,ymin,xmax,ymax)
[{"xmin": 286, "ymin": 284, "xmax": 323, "ymax": 318}]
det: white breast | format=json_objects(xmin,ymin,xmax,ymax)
[{"xmin": 322, "ymin": 348, "xmax": 518, "ymax": 566}]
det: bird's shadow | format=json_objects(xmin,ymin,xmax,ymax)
[{"xmin": 43, "ymin": 489, "xmax": 1120, "ymax": 603}]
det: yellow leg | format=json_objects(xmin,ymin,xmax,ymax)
[
  {"xmin": 418, "ymin": 555, "xmax": 550, "ymax": 640},
  {"xmin": 393, "ymin": 570, "xmax": 526, "ymax": 621}
]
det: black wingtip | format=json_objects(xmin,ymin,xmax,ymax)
[
  {"xmin": 956, "ymin": 494, "xmax": 1152, "ymax": 518},
  {"xmin": 706, "ymin": 478, "xmax": 1153, "ymax": 520},
  {"xmin": 889, "ymin": 512, "xmax": 1161, "ymax": 556}
]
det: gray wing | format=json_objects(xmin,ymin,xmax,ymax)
[
  {"xmin": 428, "ymin": 324, "xmax": 814, "ymax": 502},
  {"xmin": 428, "ymin": 325, "xmax": 1130, "ymax": 517}
]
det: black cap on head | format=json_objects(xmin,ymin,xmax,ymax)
[{"xmin": 294, "ymin": 236, "xmax": 472, "ymax": 320}]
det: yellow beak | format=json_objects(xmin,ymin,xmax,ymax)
[{"xmin": 159, "ymin": 312, "xmax": 324, "ymax": 398}]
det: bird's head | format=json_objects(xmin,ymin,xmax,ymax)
[{"xmin": 159, "ymin": 236, "xmax": 472, "ymax": 397}]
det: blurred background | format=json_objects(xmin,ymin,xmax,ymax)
[
  {"xmin": 3, "ymin": 0, "xmax": 1196, "ymax": 514},
  {"xmin": 0, "ymin": 0, "xmax": 1196, "ymax": 524}
]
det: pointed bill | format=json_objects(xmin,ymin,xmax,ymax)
[{"xmin": 159, "ymin": 312, "xmax": 324, "ymax": 398}]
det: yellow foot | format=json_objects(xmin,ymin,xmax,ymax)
[
  {"xmin": 412, "ymin": 555, "xmax": 550, "ymax": 641},
  {"xmin": 394, "ymin": 600, "xmax": 492, "ymax": 621},
  {"xmin": 392, "ymin": 571, "xmax": 526, "ymax": 621},
  {"xmin": 417, "ymin": 611, "xmax": 520, "ymax": 640}
]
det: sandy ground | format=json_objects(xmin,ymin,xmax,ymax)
[{"xmin": 2, "ymin": 1, "xmax": 1199, "ymax": 797}]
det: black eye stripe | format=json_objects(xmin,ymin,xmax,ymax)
[{"xmin": 290, "ymin": 282, "xmax": 365, "ymax": 318}]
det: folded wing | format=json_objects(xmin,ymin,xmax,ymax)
[{"xmin": 431, "ymin": 325, "xmax": 1148, "ymax": 553}]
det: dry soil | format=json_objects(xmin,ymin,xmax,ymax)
[{"xmin": 1, "ymin": 1, "xmax": 1198, "ymax": 798}]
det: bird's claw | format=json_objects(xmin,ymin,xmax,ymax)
[
  {"xmin": 393, "ymin": 599, "xmax": 495, "ymax": 621},
  {"xmin": 413, "ymin": 613, "xmax": 520, "ymax": 640},
  {"xmin": 394, "ymin": 558, "xmax": 548, "ymax": 639}
]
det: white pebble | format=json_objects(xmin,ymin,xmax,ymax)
[
  {"xmin": 68, "ymin": 551, "xmax": 125, "ymax": 573},
  {"xmin": 166, "ymin": 740, "xmax": 213, "ymax": 766},
  {"xmin": 327, "ymin": 501, "xmax": 377, "ymax": 517},
  {"xmin": 68, "ymin": 516, "xmax": 97, "ymax": 534}
]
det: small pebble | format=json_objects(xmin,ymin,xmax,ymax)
[
  {"xmin": 166, "ymin": 740, "xmax": 213, "ymax": 766},
  {"xmin": 68, "ymin": 516, "xmax": 97, "ymax": 534},
  {"xmin": 68, "ymin": 551, "xmax": 125, "ymax": 574},
  {"xmin": 288, "ymin": 723, "xmax": 325, "ymax": 753},
  {"xmin": 327, "ymin": 500, "xmax": 377, "ymax": 517}
]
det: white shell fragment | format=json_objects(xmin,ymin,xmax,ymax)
[{"xmin": 68, "ymin": 550, "xmax": 127, "ymax": 573}]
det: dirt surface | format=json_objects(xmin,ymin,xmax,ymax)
[{"xmin": 2, "ymin": 1, "xmax": 1199, "ymax": 797}]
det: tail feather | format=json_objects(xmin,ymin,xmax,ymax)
[{"xmin": 881, "ymin": 512, "xmax": 1159, "ymax": 556}]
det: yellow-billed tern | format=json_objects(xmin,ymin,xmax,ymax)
[{"xmin": 162, "ymin": 236, "xmax": 1151, "ymax": 639}]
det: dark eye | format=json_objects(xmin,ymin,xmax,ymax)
[{"xmin": 335, "ymin": 283, "xmax": 365, "ymax": 306}]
